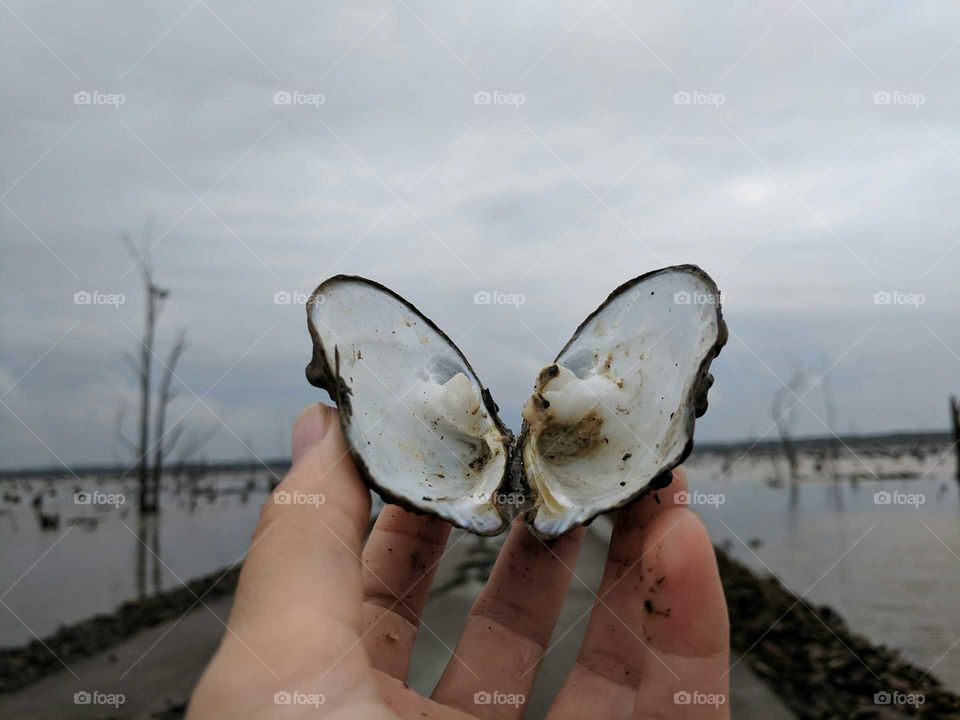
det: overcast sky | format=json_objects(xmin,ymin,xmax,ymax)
[{"xmin": 2, "ymin": 1, "xmax": 959, "ymax": 469}]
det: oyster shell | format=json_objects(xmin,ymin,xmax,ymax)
[{"xmin": 306, "ymin": 264, "xmax": 727, "ymax": 539}]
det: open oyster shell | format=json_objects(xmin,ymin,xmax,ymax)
[{"xmin": 306, "ymin": 265, "xmax": 727, "ymax": 539}]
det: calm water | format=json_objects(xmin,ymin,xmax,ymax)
[
  {"xmin": 0, "ymin": 473, "xmax": 268, "ymax": 646},
  {"xmin": 686, "ymin": 449, "xmax": 960, "ymax": 691},
  {"xmin": 1, "ymin": 446, "xmax": 958, "ymax": 691}
]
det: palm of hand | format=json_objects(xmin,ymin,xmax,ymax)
[{"xmin": 188, "ymin": 404, "xmax": 729, "ymax": 719}]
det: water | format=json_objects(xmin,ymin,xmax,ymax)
[
  {"xmin": 1, "ymin": 445, "xmax": 958, "ymax": 692},
  {"xmin": 0, "ymin": 473, "xmax": 268, "ymax": 646},
  {"xmin": 685, "ymin": 448, "xmax": 960, "ymax": 691}
]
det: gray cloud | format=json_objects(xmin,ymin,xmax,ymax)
[{"xmin": 2, "ymin": 0, "xmax": 959, "ymax": 468}]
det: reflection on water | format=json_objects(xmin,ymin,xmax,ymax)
[
  {"xmin": 0, "ymin": 473, "xmax": 269, "ymax": 646},
  {"xmin": 1, "ymin": 445, "xmax": 958, "ymax": 693},
  {"xmin": 686, "ymin": 448, "xmax": 960, "ymax": 692}
]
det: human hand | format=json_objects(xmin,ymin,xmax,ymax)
[{"xmin": 188, "ymin": 403, "xmax": 730, "ymax": 719}]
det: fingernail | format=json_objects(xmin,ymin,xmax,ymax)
[{"xmin": 292, "ymin": 404, "xmax": 332, "ymax": 465}]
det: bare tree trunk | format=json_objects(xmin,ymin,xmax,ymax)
[
  {"xmin": 772, "ymin": 373, "xmax": 805, "ymax": 481},
  {"xmin": 137, "ymin": 290, "xmax": 156, "ymax": 513},
  {"xmin": 151, "ymin": 330, "xmax": 187, "ymax": 513},
  {"xmin": 951, "ymin": 395, "xmax": 960, "ymax": 481},
  {"xmin": 122, "ymin": 229, "xmax": 168, "ymax": 515},
  {"xmin": 821, "ymin": 371, "xmax": 840, "ymax": 481}
]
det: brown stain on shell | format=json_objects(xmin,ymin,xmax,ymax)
[{"xmin": 536, "ymin": 409, "xmax": 605, "ymax": 465}]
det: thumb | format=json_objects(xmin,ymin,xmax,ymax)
[{"xmin": 228, "ymin": 402, "xmax": 372, "ymax": 673}]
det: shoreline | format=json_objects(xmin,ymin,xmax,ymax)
[
  {"xmin": 2, "ymin": 549, "xmax": 957, "ymax": 718},
  {"xmin": 0, "ymin": 566, "xmax": 240, "ymax": 694},
  {"xmin": 716, "ymin": 550, "xmax": 959, "ymax": 718}
]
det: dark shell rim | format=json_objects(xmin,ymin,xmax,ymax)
[
  {"xmin": 519, "ymin": 263, "xmax": 728, "ymax": 538},
  {"xmin": 305, "ymin": 264, "xmax": 728, "ymax": 540},
  {"xmin": 305, "ymin": 274, "xmax": 514, "ymax": 536}
]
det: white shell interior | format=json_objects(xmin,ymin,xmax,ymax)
[
  {"xmin": 308, "ymin": 280, "xmax": 508, "ymax": 534},
  {"xmin": 522, "ymin": 268, "xmax": 723, "ymax": 537}
]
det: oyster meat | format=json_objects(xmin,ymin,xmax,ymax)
[{"xmin": 305, "ymin": 264, "xmax": 727, "ymax": 539}]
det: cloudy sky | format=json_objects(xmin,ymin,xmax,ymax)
[{"xmin": 2, "ymin": 1, "xmax": 959, "ymax": 469}]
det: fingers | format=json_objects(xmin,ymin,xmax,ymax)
[
  {"xmin": 432, "ymin": 520, "xmax": 586, "ymax": 719},
  {"xmin": 361, "ymin": 505, "xmax": 452, "ymax": 679},
  {"xmin": 631, "ymin": 508, "xmax": 728, "ymax": 718},
  {"xmin": 548, "ymin": 468, "xmax": 729, "ymax": 720},
  {"xmin": 199, "ymin": 404, "xmax": 377, "ymax": 705}
]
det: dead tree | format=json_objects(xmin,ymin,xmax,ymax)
[
  {"xmin": 152, "ymin": 330, "xmax": 187, "ymax": 497},
  {"xmin": 820, "ymin": 364, "xmax": 841, "ymax": 481},
  {"xmin": 772, "ymin": 370, "xmax": 806, "ymax": 481},
  {"xmin": 951, "ymin": 395, "xmax": 960, "ymax": 481},
  {"xmin": 120, "ymin": 229, "xmax": 171, "ymax": 514}
]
